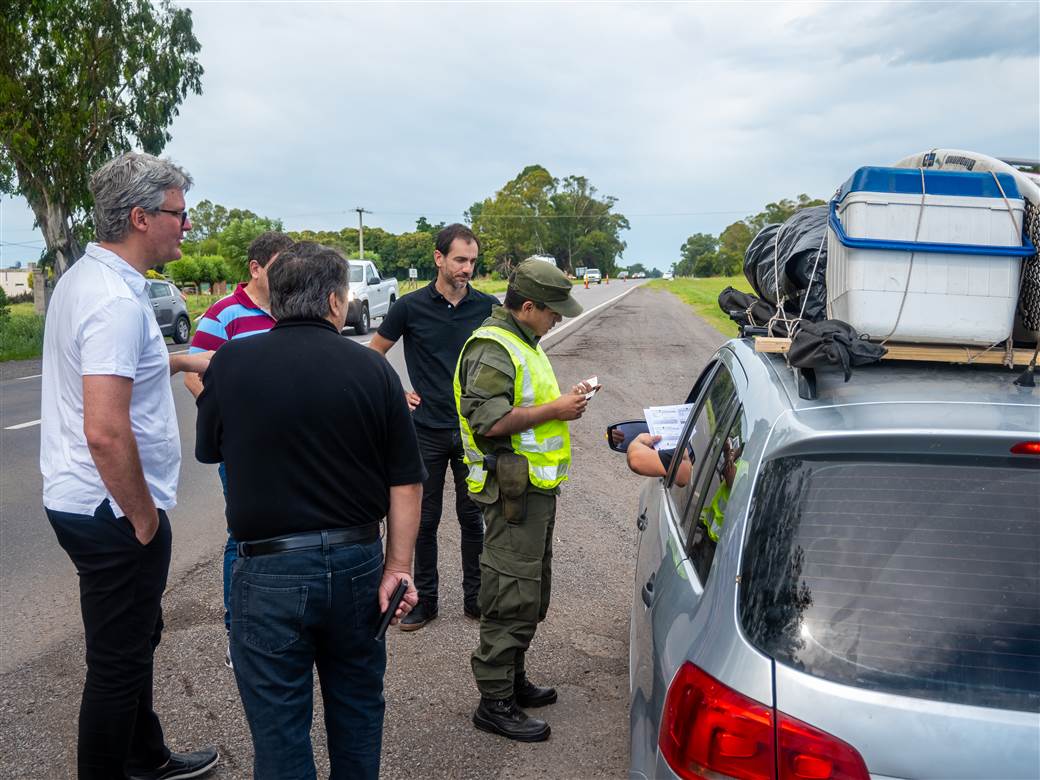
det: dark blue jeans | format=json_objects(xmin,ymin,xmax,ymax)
[
  {"xmin": 46, "ymin": 501, "xmax": 172, "ymax": 779},
  {"xmin": 230, "ymin": 538, "xmax": 387, "ymax": 780},
  {"xmin": 218, "ymin": 463, "xmax": 236, "ymax": 633},
  {"xmin": 414, "ymin": 424, "xmax": 485, "ymax": 611}
]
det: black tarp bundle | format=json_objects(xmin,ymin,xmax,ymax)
[
  {"xmin": 788, "ymin": 320, "xmax": 887, "ymax": 381},
  {"xmin": 743, "ymin": 205, "xmax": 829, "ymax": 321}
]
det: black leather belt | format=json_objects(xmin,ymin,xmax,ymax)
[{"xmin": 237, "ymin": 523, "xmax": 381, "ymax": 558}]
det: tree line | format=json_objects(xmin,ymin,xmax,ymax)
[
  {"xmin": 165, "ymin": 164, "xmax": 632, "ymax": 286},
  {"xmin": 674, "ymin": 194, "xmax": 825, "ymax": 278}
]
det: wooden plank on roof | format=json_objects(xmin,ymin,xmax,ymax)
[{"xmin": 754, "ymin": 337, "xmax": 1035, "ymax": 367}]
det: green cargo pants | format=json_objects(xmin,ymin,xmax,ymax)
[{"xmin": 471, "ymin": 491, "xmax": 556, "ymax": 699}]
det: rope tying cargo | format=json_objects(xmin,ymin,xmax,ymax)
[{"xmin": 877, "ymin": 168, "xmax": 927, "ymax": 345}]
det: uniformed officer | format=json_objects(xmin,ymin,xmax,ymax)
[{"xmin": 454, "ymin": 258, "xmax": 593, "ymax": 742}]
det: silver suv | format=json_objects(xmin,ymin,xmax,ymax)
[
  {"xmin": 147, "ymin": 279, "xmax": 191, "ymax": 343},
  {"xmin": 613, "ymin": 337, "xmax": 1039, "ymax": 780}
]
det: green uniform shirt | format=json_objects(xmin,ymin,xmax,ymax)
[{"xmin": 456, "ymin": 305, "xmax": 560, "ymax": 505}]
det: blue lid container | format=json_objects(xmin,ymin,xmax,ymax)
[{"xmin": 837, "ymin": 166, "xmax": 1022, "ymax": 203}]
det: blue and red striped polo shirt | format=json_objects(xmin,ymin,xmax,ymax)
[{"xmin": 188, "ymin": 283, "xmax": 275, "ymax": 354}]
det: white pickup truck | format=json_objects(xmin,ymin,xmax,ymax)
[{"xmin": 346, "ymin": 259, "xmax": 398, "ymax": 335}]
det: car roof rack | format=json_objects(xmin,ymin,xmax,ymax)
[{"xmin": 752, "ymin": 335, "xmax": 1039, "ymax": 401}]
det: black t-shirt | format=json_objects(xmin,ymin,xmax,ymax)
[
  {"xmin": 377, "ymin": 282, "xmax": 497, "ymax": 429},
  {"xmin": 195, "ymin": 318, "xmax": 427, "ymax": 541}
]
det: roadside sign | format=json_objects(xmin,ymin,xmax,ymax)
[{"xmin": 408, "ymin": 268, "xmax": 418, "ymax": 279}]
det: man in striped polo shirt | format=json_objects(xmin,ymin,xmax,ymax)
[{"xmin": 185, "ymin": 230, "xmax": 293, "ymax": 665}]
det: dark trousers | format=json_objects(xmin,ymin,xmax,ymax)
[
  {"xmin": 472, "ymin": 492, "xmax": 556, "ymax": 699},
  {"xmin": 46, "ymin": 501, "xmax": 172, "ymax": 779},
  {"xmin": 231, "ymin": 539, "xmax": 387, "ymax": 780},
  {"xmin": 414, "ymin": 424, "xmax": 484, "ymax": 611}
]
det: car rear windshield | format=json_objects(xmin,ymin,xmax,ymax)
[{"xmin": 739, "ymin": 456, "xmax": 1040, "ymax": 712}]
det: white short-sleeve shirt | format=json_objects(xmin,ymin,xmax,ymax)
[{"xmin": 40, "ymin": 243, "xmax": 181, "ymax": 517}]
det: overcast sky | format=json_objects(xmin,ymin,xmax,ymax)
[{"xmin": 2, "ymin": 0, "xmax": 1038, "ymax": 271}]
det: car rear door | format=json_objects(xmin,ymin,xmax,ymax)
[
  {"xmin": 148, "ymin": 281, "xmax": 174, "ymax": 330},
  {"xmin": 629, "ymin": 357, "xmax": 743, "ymax": 773}
]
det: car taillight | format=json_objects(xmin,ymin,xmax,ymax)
[
  {"xmin": 659, "ymin": 663, "xmax": 870, "ymax": 780},
  {"xmin": 1010, "ymin": 441, "xmax": 1040, "ymax": 455},
  {"xmin": 659, "ymin": 662, "xmax": 774, "ymax": 780},
  {"xmin": 777, "ymin": 711, "xmax": 870, "ymax": 780}
]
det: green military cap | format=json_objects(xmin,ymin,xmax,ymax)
[{"xmin": 509, "ymin": 259, "xmax": 583, "ymax": 318}]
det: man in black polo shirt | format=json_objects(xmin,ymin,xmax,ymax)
[
  {"xmin": 370, "ymin": 223, "xmax": 497, "ymax": 630},
  {"xmin": 195, "ymin": 241, "xmax": 425, "ymax": 780}
]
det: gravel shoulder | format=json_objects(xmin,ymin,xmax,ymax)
[{"xmin": 0, "ymin": 287, "xmax": 726, "ymax": 779}]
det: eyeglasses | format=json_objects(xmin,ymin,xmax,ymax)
[{"xmin": 154, "ymin": 208, "xmax": 189, "ymax": 228}]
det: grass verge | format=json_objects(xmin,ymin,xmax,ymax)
[
  {"xmin": 645, "ymin": 275, "xmax": 753, "ymax": 336},
  {"xmin": 0, "ymin": 314, "xmax": 46, "ymax": 361}
]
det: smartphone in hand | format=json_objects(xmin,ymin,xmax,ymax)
[
  {"xmin": 375, "ymin": 579, "xmax": 409, "ymax": 641},
  {"xmin": 583, "ymin": 375, "xmax": 602, "ymax": 400}
]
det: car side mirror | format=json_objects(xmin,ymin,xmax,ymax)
[{"xmin": 606, "ymin": 420, "xmax": 649, "ymax": 453}]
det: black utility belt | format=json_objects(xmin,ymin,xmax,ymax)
[{"xmin": 237, "ymin": 523, "xmax": 381, "ymax": 558}]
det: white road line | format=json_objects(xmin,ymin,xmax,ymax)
[
  {"xmin": 10, "ymin": 373, "xmax": 42, "ymax": 382},
  {"xmin": 542, "ymin": 282, "xmax": 643, "ymax": 345},
  {"xmin": 5, "ymin": 419, "xmax": 41, "ymax": 430}
]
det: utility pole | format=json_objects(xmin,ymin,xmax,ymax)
[{"xmin": 354, "ymin": 207, "xmax": 371, "ymax": 259}]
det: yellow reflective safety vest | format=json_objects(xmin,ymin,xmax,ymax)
[
  {"xmin": 453, "ymin": 325, "xmax": 571, "ymax": 493},
  {"xmin": 700, "ymin": 458, "xmax": 748, "ymax": 542}
]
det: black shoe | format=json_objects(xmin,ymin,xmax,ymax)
[
  {"xmin": 464, "ymin": 602, "xmax": 481, "ymax": 621},
  {"xmin": 128, "ymin": 747, "xmax": 219, "ymax": 780},
  {"xmin": 472, "ymin": 697, "xmax": 550, "ymax": 742},
  {"xmin": 515, "ymin": 673, "xmax": 558, "ymax": 708},
  {"xmin": 399, "ymin": 602, "xmax": 437, "ymax": 632}
]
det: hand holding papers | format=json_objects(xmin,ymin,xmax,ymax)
[{"xmin": 643, "ymin": 404, "xmax": 694, "ymax": 450}]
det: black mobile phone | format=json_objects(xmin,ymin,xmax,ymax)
[{"xmin": 374, "ymin": 579, "xmax": 409, "ymax": 641}]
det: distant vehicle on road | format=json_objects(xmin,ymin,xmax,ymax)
[
  {"xmin": 584, "ymin": 268, "xmax": 602, "ymax": 284},
  {"xmin": 661, "ymin": 271, "xmax": 673, "ymax": 280},
  {"xmin": 609, "ymin": 341, "xmax": 1040, "ymax": 780},
  {"xmin": 526, "ymin": 254, "xmax": 558, "ymax": 267},
  {"xmin": 618, "ymin": 271, "xmax": 629, "ymax": 280},
  {"xmin": 148, "ymin": 279, "xmax": 190, "ymax": 343},
  {"xmin": 346, "ymin": 259, "xmax": 397, "ymax": 335}
]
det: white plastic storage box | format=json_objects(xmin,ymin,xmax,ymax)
[{"xmin": 826, "ymin": 167, "xmax": 1034, "ymax": 345}]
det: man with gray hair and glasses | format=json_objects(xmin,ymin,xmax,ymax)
[
  {"xmin": 41, "ymin": 152, "xmax": 218, "ymax": 780},
  {"xmin": 195, "ymin": 241, "xmax": 425, "ymax": 779}
]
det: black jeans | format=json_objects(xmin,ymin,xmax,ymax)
[
  {"xmin": 46, "ymin": 500, "xmax": 172, "ymax": 779},
  {"xmin": 414, "ymin": 424, "xmax": 485, "ymax": 610}
]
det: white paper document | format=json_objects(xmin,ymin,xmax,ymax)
[{"xmin": 643, "ymin": 403, "xmax": 694, "ymax": 450}]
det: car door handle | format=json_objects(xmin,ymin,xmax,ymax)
[
  {"xmin": 641, "ymin": 572, "xmax": 656, "ymax": 607},
  {"xmin": 636, "ymin": 510, "xmax": 647, "ymax": 531}
]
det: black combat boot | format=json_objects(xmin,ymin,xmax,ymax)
[
  {"xmin": 472, "ymin": 697, "xmax": 550, "ymax": 742},
  {"xmin": 515, "ymin": 672, "xmax": 558, "ymax": 708}
]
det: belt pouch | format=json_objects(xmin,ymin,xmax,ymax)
[{"xmin": 496, "ymin": 452, "xmax": 529, "ymax": 524}]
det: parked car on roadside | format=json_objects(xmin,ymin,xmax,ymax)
[
  {"xmin": 585, "ymin": 268, "xmax": 602, "ymax": 284},
  {"xmin": 346, "ymin": 259, "xmax": 397, "ymax": 335},
  {"xmin": 147, "ymin": 279, "xmax": 191, "ymax": 343},
  {"xmin": 609, "ymin": 338, "xmax": 1040, "ymax": 780},
  {"xmin": 661, "ymin": 272, "xmax": 673, "ymax": 280}
]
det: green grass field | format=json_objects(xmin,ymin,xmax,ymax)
[
  {"xmin": 645, "ymin": 275, "xmax": 753, "ymax": 336},
  {"xmin": 0, "ymin": 313, "xmax": 46, "ymax": 361}
]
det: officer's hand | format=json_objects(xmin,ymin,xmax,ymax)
[
  {"xmin": 405, "ymin": 391, "xmax": 421, "ymax": 411},
  {"xmin": 378, "ymin": 569, "xmax": 419, "ymax": 624},
  {"xmin": 553, "ymin": 391, "xmax": 588, "ymax": 421}
]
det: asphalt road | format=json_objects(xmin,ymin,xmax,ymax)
[{"xmin": 0, "ymin": 282, "xmax": 727, "ymax": 778}]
